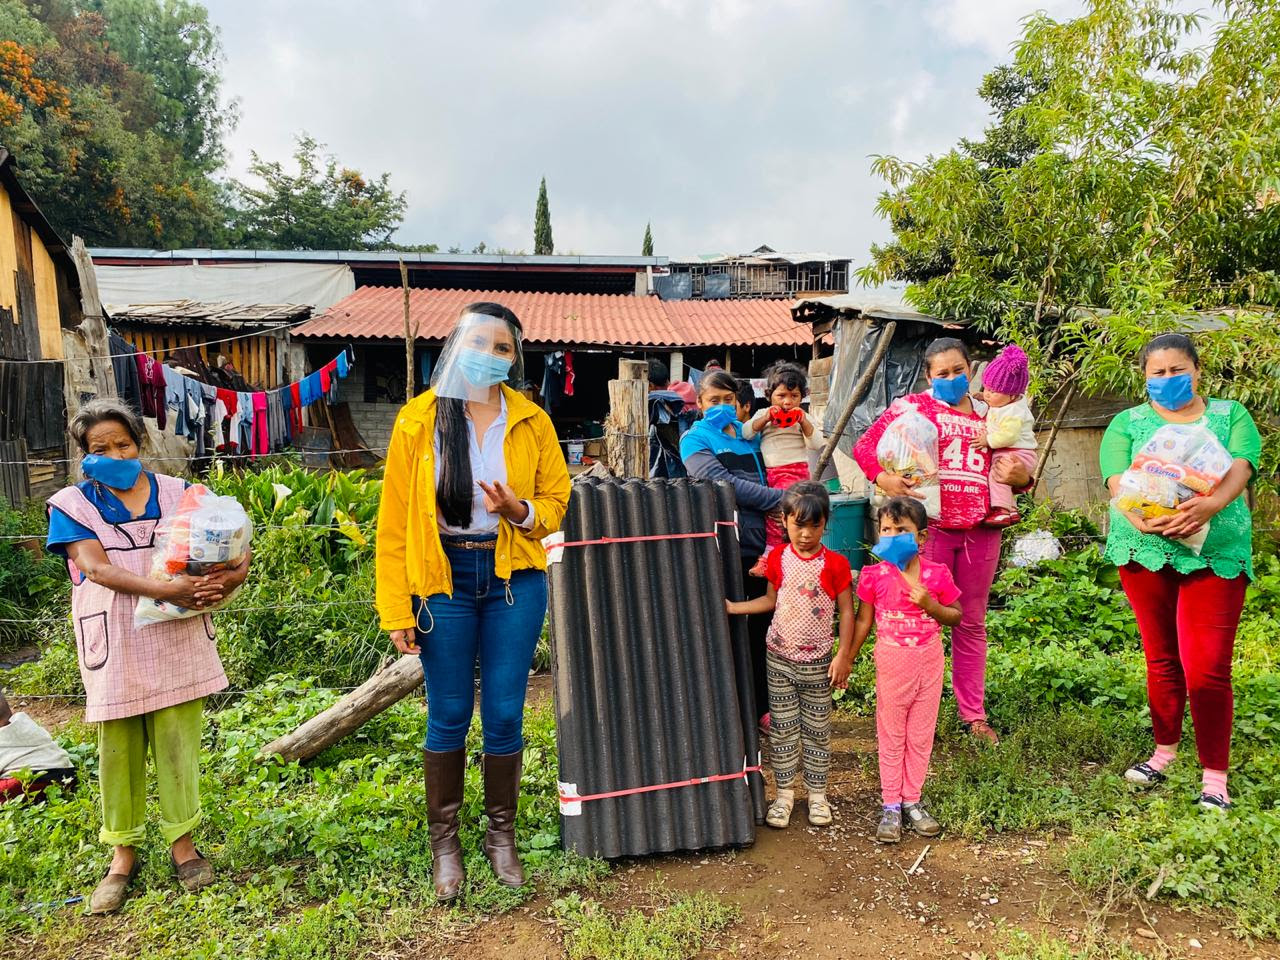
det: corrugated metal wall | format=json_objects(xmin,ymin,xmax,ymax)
[{"xmin": 548, "ymin": 477, "xmax": 765, "ymax": 859}]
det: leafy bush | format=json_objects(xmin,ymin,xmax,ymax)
[{"xmin": 0, "ymin": 501, "xmax": 68, "ymax": 652}]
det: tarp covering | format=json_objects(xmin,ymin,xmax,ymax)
[
  {"xmin": 97, "ymin": 262, "xmax": 355, "ymax": 314},
  {"xmin": 548, "ymin": 477, "xmax": 764, "ymax": 858}
]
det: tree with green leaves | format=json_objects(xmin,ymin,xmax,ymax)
[
  {"xmin": 534, "ymin": 176, "xmax": 553, "ymax": 255},
  {"xmin": 642, "ymin": 222, "xmax": 653, "ymax": 257},
  {"xmin": 228, "ymin": 134, "xmax": 407, "ymax": 250},
  {"xmin": 0, "ymin": 0, "xmax": 227, "ymax": 246},
  {"xmin": 859, "ymin": 0, "xmax": 1280, "ymax": 468}
]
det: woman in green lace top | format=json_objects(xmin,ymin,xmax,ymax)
[{"xmin": 1099, "ymin": 333, "xmax": 1260, "ymax": 811}]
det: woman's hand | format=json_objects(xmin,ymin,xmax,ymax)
[
  {"xmin": 163, "ymin": 575, "xmax": 223, "ymax": 610},
  {"xmin": 990, "ymin": 455, "xmax": 1031, "ymax": 488},
  {"xmin": 1160, "ymin": 495, "xmax": 1223, "ymax": 539},
  {"xmin": 389, "ymin": 629, "xmax": 420, "ymax": 655},
  {"xmin": 875, "ymin": 472, "xmax": 924, "ymax": 500},
  {"xmin": 478, "ymin": 480, "xmax": 530, "ymax": 524},
  {"xmin": 1123, "ymin": 510, "xmax": 1172, "ymax": 535}
]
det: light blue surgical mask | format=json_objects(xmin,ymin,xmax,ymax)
[
  {"xmin": 703, "ymin": 403, "xmax": 739, "ymax": 432},
  {"xmin": 456, "ymin": 347, "xmax": 512, "ymax": 387},
  {"xmin": 82, "ymin": 454, "xmax": 143, "ymax": 490},
  {"xmin": 872, "ymin": 532, "xmax": 919, "ymax": 571},
  {"xmin": 1145, "ymin": 373, "xmax": 1195, "ymax": 411},
  {"xmin": 931, "ymin": 374, "xmax": 969, "ymax": 405}
]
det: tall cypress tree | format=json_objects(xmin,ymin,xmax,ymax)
[
  {"xmin": 534, "ymin": 177, "xmax": 554, "ymax": 255},
  {"xmin": 642, "ymin": 222, "xmax": 654, "ymax": 256}
]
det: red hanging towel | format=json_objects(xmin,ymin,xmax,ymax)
[
  {"xmin": 563, "ymin": 351, "xmax": 575, "ymax": 397},
  {"xmin": 215, "ymin": 388, "xmax": 239, "ymax": 452},
  {"xmin": 319, "ymin": 359, "xmax": 337, "ymax": 393},
  {"xmin": 289, "ymin": 381, "xmax": 303, "ymax": 434}
]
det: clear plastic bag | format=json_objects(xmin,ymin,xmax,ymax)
[
  {"xmin": 1010, "ymin": 530, "xmax": 1062, "ymax": 568},
  {"xmin": 133, "ymin": 484, "xmax": 253, "ymax": 628},
  {"xmin": 872, "ymin": 399, "xmax": 941, "ymax": 518},
  {"xmin": 1110, "ymin": 423, "xmax": 1232, "ymax": 555}
]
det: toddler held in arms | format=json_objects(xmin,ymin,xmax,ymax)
[{"xmin": 976, "ymin": 344, "xmax": 1038, "ymax": 526}]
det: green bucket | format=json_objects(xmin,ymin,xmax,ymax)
[{"xmin": 822, "ymin": 494, "xmax": 869, "ymax": 571}]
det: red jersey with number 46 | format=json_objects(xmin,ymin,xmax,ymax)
[{"xmin": 854, "ymin": 391, "xmax": 991, "ymax": 530}]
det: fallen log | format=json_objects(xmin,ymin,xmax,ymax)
[{"xmin": 259, "ymin": 655, "xmax": 423, "ymax": 763}]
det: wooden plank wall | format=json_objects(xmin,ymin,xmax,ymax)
[{"xmin": 117, "ymin": 327, "xmax": 280, "ymax": 389}]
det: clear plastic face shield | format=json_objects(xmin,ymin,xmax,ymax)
[{"xmin": 431, "ymin": 310, "xmax": 525, "ymax": 403}]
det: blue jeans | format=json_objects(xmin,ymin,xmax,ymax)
[{"xmin": 415, "ymin": 542, "xmax": 547, "ymax": 754}]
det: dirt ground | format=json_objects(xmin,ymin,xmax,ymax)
[{"xmin": 12, "ymin": 683, "xmax": 1272, "ymax": 960}]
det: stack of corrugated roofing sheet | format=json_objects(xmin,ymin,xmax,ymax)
[{"xmin": 547, "ymin": 477, "xmax": 765, "ymax": 859}]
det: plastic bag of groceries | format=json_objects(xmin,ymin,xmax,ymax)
[
  {"xmin": 1111, "ymin": 423, "xmax": 1233, "ymax": 555},
  {"xmin": 134, "ymin": 484, "xmax": 253, "ymax": 628},
  {"xmin": 872, "ymin": 399, "xmax": 941, "ymax": 518}
]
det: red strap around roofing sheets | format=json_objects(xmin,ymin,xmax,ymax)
[
  {"xmin": 546, "ymin": 521, "xmax": 737, "ymax": 552},
  {"xmin": 560, "ymin": 763, "xmax": 763, "ymax": 806}
]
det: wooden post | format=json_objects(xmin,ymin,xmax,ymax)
[
  {"xmin": 260, "ymin": 656, "xmax": 424, "ymax": 763},
  {"xmin": 70, "ymin": 237, "xmax": 114, "ymax": 399},
  {"xmin": 400, "ymin": 260, "xmax": 414, "ymax": 403},
  {"xmin": 669, "ymin": 350, "xmax": 683, "ymax": 384},
  {"xmin": 811, "ymin": 320, "xmax": 897, "ymax": 481},
  {"xmin": 606, "ymin": 358, "xmax": 648, "ymax": 478},
  {"xmin": 1031, "ymin": 375, "xmax": 1078, "ymax": 493}
]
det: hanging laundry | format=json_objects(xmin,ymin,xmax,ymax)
[
  {"xmin": 563, "ymin": 351, "xmax": 576, "ymax": 397},
  {"xmin": 163, "ymin": 366, "xmax": 187, "ymax": 436},
  {"xmin": 415, "ymin": 349, "xmax": 428, "ymax": 389},
  {"xmin": 196, "ymin": 382, "xmax": 217, "ymax": 457},
  {"xmin": 300, "ymin": 370, "xmax": 323, "ymax": 408},
  {"xmin": 214, "ymin": 388, "xmax": 238, "ymax": 452},
  {"xmin": 541, "ymin": 351, "xmax": 568, "ymax": 411},
  {"xmin": 231, "ymin": 390, "xmax": 253, "ymax": 454},
  {"xmin": 289, "ymin": 382, "xmax": 303, "ymax": 434},
  {"xmin": 108, "ymin": 333, "xmax": 143, "ymax": 414},
  {"xmin": 251, "ymin": 393, "xmax": 269, "ymax": 457},
  {"xmin": 135, "ymin": 352, "xmax": 168, "ymax": 429},
  {"xmin": 278, "ymin": 388, "xmax": 294, "ymax": 445},
  {"xmin": 267, "ymin": 391, "xmax": 284, "ymax": 451}
]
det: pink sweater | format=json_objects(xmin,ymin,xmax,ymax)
[{"xmin": 854, "ymin": 392, "xmax": 991, "ymax": 530}]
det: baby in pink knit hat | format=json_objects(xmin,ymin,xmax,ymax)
[{"xmin": 976, "ymin": 344, "xmax": 1038, "ymax": 526}]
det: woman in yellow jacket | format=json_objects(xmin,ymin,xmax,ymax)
[{"xmin": 377, "ymin": 302, "xmax": 570, "ymax": 902}]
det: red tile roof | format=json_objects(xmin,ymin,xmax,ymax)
[{"xmin": 293, "ymin": 287, "xmax": 810, "ymax": 348}]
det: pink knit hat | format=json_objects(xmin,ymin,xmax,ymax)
[{"xmin": 983, "ymin": 344, "xmax": 1029, "ymax": 396}]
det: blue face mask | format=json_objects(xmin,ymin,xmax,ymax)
[
  {"xmin": 703, "ymin": 403, "xmax": 739, "ymax": 431},
  {"xmin": 1146, "ymin": 373, "xmax": 1194, "ymax": 411},
  {"xmin": 82, "ymin": 454, "xmax": 143, "ymax": 490},
  {"xmin": 872, "ymin": 532, "xmax": 920, "ymax": 571},
  {"xmin": 456, "ymin": 346, "xmax": 512, "ymax": 387},
  {"xmin": 931, "ymin": 374, "xmax": 969, "ymax": 405}
]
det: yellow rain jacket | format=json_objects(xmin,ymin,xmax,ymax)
[{"xmin": 376, "ymin": 385, "xmax": 571, "ymax": 631}]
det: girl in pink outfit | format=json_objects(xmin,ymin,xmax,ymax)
[
  {"xmin": 853, "ymin": 338, "xmax": 1035, "ymax": 743},
  {"xmin": 832, "ymin": 497, "xmax": 961, "ymax": 843},
  {"xmin": 975, "ymin": 344, "xmax": 1039, "ymax": 527}
]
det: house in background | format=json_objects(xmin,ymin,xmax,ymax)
[
  {"xmin": 660, "ymin": 245, "xmax": 851, "ymax": 300},
  {"xmin": 0, "ymin": 146, "xmax": 82, "ymax": 506}
]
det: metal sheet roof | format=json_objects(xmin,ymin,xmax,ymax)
[
  {"xmin": 294, "ymin": 287, "xmax": 812, "ymax": 348},
  {"xmin": 91, "ymin": 248, "xmax": 669, "ymax": 268},
  {"xmin": 110, "ymin": 300, "xmax": 311, "ymax": 328}
]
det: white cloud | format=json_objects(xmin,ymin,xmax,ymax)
[{"xmin": 925, "ymin": 0, "xmax": 1082, "ymax": 58}]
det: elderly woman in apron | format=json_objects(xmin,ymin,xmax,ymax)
[{"xmin": 46, "ymin": 399, "xmax": 249, "ymax": 914}]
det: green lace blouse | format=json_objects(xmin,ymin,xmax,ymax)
[{"xmin": 1099, "ymin": 399, "xmax": 1260, "ymax": 580}]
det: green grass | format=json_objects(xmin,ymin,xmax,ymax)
[{"xmin": 552, "ymin": 890, "xmax": 738, "ymax": 960}]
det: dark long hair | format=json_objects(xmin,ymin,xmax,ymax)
[{"xmin": 436, "ymin": 303, "xmax": 523, "ymax": 529}]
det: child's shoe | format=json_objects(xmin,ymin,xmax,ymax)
[
  {"xmin": 1124, "ymin": 761, "xmax": 1167, "ymax": 787},
  {"xmin": 748, "ymin": 557, "xmax": 768, "ymax": 578},
  {"xmin": 983, "ymin": 507, "xmax": 1020, "ymax": 527},
  {"xmin": 758, "ymin": 712, "xmax": 771, "ymax": 736},
  {"xmin": 766, "ymin": 792, "xmax": 794, "ymax": 829},
  {"xmin": 902, "ymin": 803, "xmax": 941, "ymax": 837},
  {"xmin": 1196, "ymin": 792, "xmax": 1232, "ymax": 811},
  {"xmin": 875, "ymin": 807, "xmax": 901, "ymax": 843},
  {"xmin": 807, "ymin": 795, "xmax": 832, "ymax": 827}
]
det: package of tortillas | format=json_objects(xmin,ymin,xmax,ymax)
[{"xmin": 134, "ymin": 484, "xmax": 253, "ymax": 628}]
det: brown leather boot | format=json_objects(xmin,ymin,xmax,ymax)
[
  {"xmin": 481, "ymin": 751, "xmax": 525, "ymax": 887},
  {"xmin": 423, "ymin": 748, "xmax": 466, "ymax": 902}
]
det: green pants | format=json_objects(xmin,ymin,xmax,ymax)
[{"xmin": 98, "ymin": 698, "xmax": 204, "ymax": 847}]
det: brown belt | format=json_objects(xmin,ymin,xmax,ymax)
[{"xmin": 441, "ymin": 537, "xmax": 497, "ymax": 550}]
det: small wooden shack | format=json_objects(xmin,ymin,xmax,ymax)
[{"xmin": 0, "ymin": 146, "xmax": 83, "ymax": 507}]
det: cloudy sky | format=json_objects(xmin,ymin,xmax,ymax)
[{"xmin": 208, "ymin": 0, "xmax": 1082, "ymax": 262}]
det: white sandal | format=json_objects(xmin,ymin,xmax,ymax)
[
  {"xmin": 766, "ymin": 798, "xmax": 793, "ymax": 828},
  {"xmin": 807, "ymin": 798, "xmax": 833, "ymax": 826}
]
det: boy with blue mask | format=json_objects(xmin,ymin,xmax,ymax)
[{"xmin": 830, "ymin": 497, "xmax": 962, "ymax": 844}]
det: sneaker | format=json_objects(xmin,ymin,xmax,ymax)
[
  {"xmin": 748, "ymin": 558, "xmax": 768, "ymax": 578},
  {"xmin": 758, "ymin": 712, "xmax": 771, "ymax": 736},
  {"xmin": 875, "ymin": 807, "xmax": 902, "ymax": 843},
  {"xmin": 902, "ymin": 803, "xmax": 942, "ymax": 837},
  {"xmin": 983, "ymin": 508, "xmax": 1020, "ymax": 527},
  {"xmin": 1196, "ymin": 792, "xmax": 1232, "ymax": 811},
  {"xmin": 1124, "ymin": 761, "xmax": 1167, "ymax": 787},
  {"xmin": 963, "ymin": 719, "xmax": 1000, "ymax": 745}
]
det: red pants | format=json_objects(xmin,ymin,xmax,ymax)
[
  {"xmin": 1118, "ymin": 564, "xmax": 1247, "ymax": 770},
  {"xmin": 762, "ymin": 461, "xmax": 811, "ymax": 553}
]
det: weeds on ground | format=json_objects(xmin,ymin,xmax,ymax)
[{"xmin": 552, "ymin": 889, "xmax": 738, "ymax": 960}]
